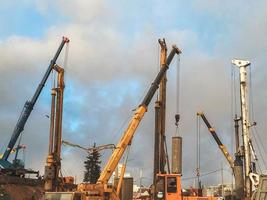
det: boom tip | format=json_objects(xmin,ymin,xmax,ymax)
[{"xmin": 63, "ymin": 36, "xmax": 70, "ymax": 43}]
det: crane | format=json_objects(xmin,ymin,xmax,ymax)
[
  {"xmin": 197, "ymin": 112, "xmax": 235, "ymax": 169},
  {"xmin": 0, "ymin": 37, "xmax": 69, "ymax": 172},
  {"xmin": 45, "ymin": 43, "xmax": 181, "ymax": 200},
  {"xmin": 197, "ymin": 112, "xmax": 245, "ymax": 200}
]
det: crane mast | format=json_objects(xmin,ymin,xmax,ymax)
[
  {"xmin": 45, "ymin": 64, "xmax": 65, "ymax": 191},
  {"xmin": 158, "ymin": 39, "xmax": 168, "ymax": 174},
  {"xmin": 232, "ymin": 59, "xmax": 252, "ymax": 198},
  {"xmin": 0, "ymin": 37, "xmax": 69, "ymax": 169},
  {"xmin": 154, "ymin": 39, "xmax": 168, "ymax": 184},
  {"xmin": 97, "ymin": 45, "xmax": 181, "ymax": 185}
]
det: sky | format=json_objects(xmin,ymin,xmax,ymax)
[{"xmin": 0, "ymin": 0, "xmax": 267, "ymax": 188}]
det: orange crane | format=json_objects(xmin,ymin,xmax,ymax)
[{"xmin": 45, "ymin": 43, "xmax": 181, "ymax": 200}]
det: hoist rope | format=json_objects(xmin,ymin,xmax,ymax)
[
  {"xmin": 123, "ymin": 145, "xmax": 131, "ymax": 165},
  {"xmin": 252, "ymin": 127, "xmax": 267, "ymax": 161},
  {"xmin": 175, "ymin": 54, "xmax": 181, "ymax": 136},
  {"xmin": 248, "ymin": 65, "xmax": 267, "ymax": 169},
  {"xmin": 182, "ymin": 168, "xmax": 223, "ymax": 181},
  {"xmin": 249, "ymin": 66, "xmax": 255, "ymax": 123},
  {"xmin": 251, "ymin": 128, "xmax": 267, "ymax": 170},
  {"xmin": 106, "ymin": 42, "xmax": 160, "ymax": 146},
  {"xmin": 196, "ymin": 115, "xmax": 201, "ymax": 184},
  {"xmin": 250, "ymin": 133, "xmax": 263, "ymax": 173},
  {"xmin": 63, "ymin": 42, "xmax": 69, "ymax": 71},
  {"xmin": 230, "ymin": 65, "xmax": 235, "ymax": 156}
]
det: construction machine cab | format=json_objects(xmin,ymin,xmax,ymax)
[{"xmin": 155, "ymin": 174, "xmax": 182, "ymax": 200}]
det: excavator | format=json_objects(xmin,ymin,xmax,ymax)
[
  {"xmin": 44, "ymin": 44, "xmax": 181, "ymax": 200},
  {"xmin": 0, "ymin": 37, "xmax": 69, "ymax": 176}
]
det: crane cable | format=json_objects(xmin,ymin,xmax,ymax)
[
  {"xmin": 196, "ymin": 115, "xmax": 201, "ymax": 186},
  {"xmin": 248, "ymin": 66, "xmax": 267, "ymax": 170},
  {"xmin": 230, "ymin": 63, "xmax": 236, "ymax": 186},
  {"xmin": 175, "ymin": 54, "xmax": 181, "ymax": 136}
]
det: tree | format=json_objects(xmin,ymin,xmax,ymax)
[{"xmin": 83, "ymin": 143, "xmax": 101, "ymax": 183}]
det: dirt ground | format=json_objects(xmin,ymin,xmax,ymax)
[{"xmin": 2, "ymin": 184, "xmax": 44, "ymax": 200}]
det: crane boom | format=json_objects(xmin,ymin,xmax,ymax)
[
  {"xmin": 97, "ymin": 45, "xmax": 181, "ymax": 184},
  {"xmin": 1, "ymin": 37, "xmax": 69, "ymax": 166},
  {"xmin": 197, "ymin": 112, "xmax": 235, "ymax": 170}
]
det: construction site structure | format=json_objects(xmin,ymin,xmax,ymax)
[
  {"xmin": 62, "ymin": 140, "xmax": 116, "ymax": 153},
  {"xmin": 232, "ymin": 59, "xmax": 253, "ymax": 198},
  {"xmin": 152, "ymin": 42, "xmax": 218, "ymax": 200},
  {"xmin": 0, "ymin": 37, "xmax": 69, "ymax": 176},
  {"xmin": 44, "ymin": 64, "xmax": 67, "ymax": 192},
  {"xmin": 45, "ymin": 43, "xmax": 181, "ymax": 200},
  {"xmin": 197, "ymin": 112, "xmax": 235, "ymax": 170},
  {"xmin": 154, "ymin": 38, "xmax": 169, "ymax": 189},
  {"xmin": 197, "ymin": 112, "xmax": 244, "ymax": 200}
]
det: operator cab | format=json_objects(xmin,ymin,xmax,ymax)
[{"xmin": 155, "ymin": 174, "xmax": 182, "ymax": 200}]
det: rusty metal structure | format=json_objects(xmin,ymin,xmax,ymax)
[
  {"xmin": 44, "ymin": 64, "xmax": 65, "ymax": 192},
  {"xmin": 154, "ymin": 39, "xmax": 169, "ymax": 188}
]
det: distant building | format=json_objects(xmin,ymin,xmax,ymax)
[{"xmin": 203, "ymin": 183, "xmax": 233, "ymax": 197}]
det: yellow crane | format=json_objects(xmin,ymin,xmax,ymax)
[{"xmin": 197, "ymin": 112, "xmax": 235, "ymax": 169}]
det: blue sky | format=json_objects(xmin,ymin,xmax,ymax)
[{"xmin": 1, "ymin": 0, "xmax": 267, "ymax": 186}]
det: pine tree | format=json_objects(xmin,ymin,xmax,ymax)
[{"xmin": 83, "ymin": 143, "xmax": 101, "ymax": 183}]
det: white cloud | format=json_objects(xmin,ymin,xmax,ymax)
[{"xmin": 1, "ymin": 0, "xmax": 267, "ymax": 186}]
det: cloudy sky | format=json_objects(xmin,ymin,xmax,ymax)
[{"xmin": 1, "ymin": 0, "xmax": 267, "ymax": 187}]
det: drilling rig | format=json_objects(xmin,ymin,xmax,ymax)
[
  {"xmin": 44, "ymin": 64, "xmax": 67, "ymax": 192},
  {"xmin": 45, "ymin": 43, "xmax": 181, "ymax": 200},
  {"xmin": 231, "ymin": 59, "xmax": 267, "ymax": 200},
  {"xmin": 197, "ymin": 112, "xmax": 244, "ymax": 200},
  {"xmin": 0, "ymin": 37, "xmax": 69, "ymax": 177}
]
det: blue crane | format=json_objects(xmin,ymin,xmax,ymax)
[{"xmin": 0, "ymin": 37, "xmax": 69, "ymax": 171}]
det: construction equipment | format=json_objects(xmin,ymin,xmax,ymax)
[
  {"xmin": 62, "ymin": 140, "xmax": 116, "ymax": 153},
  {"xmin": 232, "ymin": 59, "xmax": 255, "ymax": 198},
  {"xmin": 45, "ymin": 43, "xmax": 181, "ymax": 200},
  {"xmin": 48, "ymin": 140, "xmax": 126, "ymax": 197},
  {"xmin": 197, "ymin": 111, "xmax": 245, "ymax": 200},
  {"xmin": 155, "ymin": 172, "xmax": 217, "ymax": 200},
  {"xmin": 154, "ymin": 39, "xmax": 170, "ymax": 187},
  {"xmin": 115, "ymin": 145, "xmax": 130, "ymax": 197},
  {"xmin": 44, "ymin": 64, "xmax": 67, "ymax": 192},
  {"xmin": 0, "ymin": 145, "xmax": 26, "ymax": 159},
  {"xmin": 197, "ymin": 112, "xmax": 235, "ymax": 170},
  {"xmin": 0, "ymin": 37, "xmax": 69, "ymax": 176},
  {"xmin": 155, "ymin": 174, "xmax": 182, "ymax": 200},
  {"xmin": 152, "ymin": 46, "xmax": 216, "ymax": 200}
]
